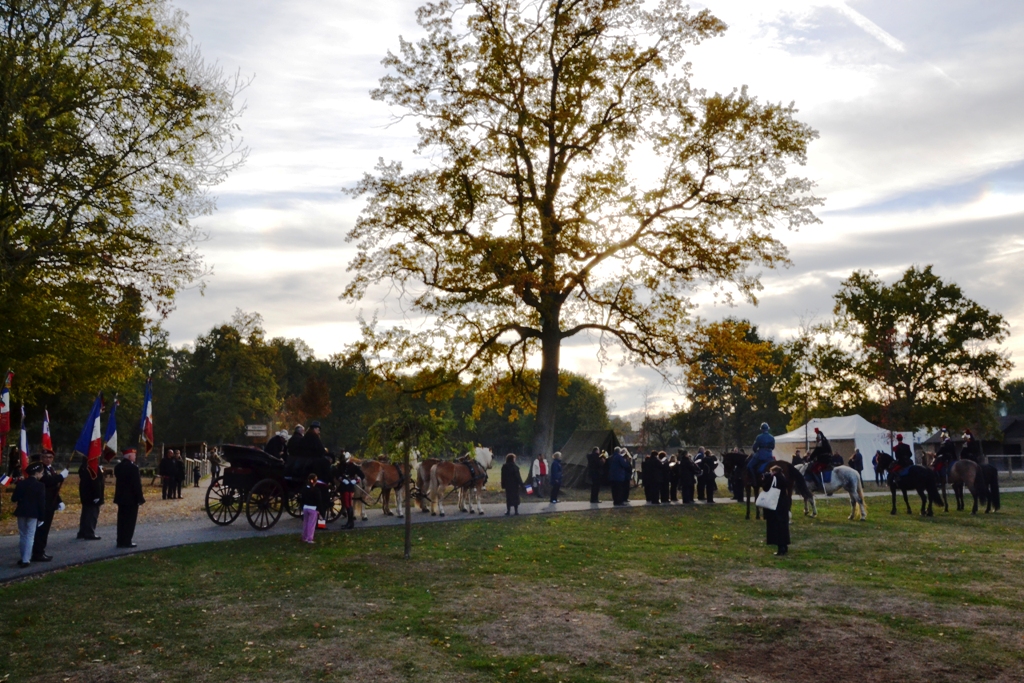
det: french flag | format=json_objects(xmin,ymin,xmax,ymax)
[
  {"xmin": 41, "ymin": 408, "xmax": 53, "ymax": 452},
  {"xmin": 19, "ymin": 404, "xmax": 29, "ymax": 477},
  {"xmin": 139, "ymin": 379, "xmax": 154, "ymax": 455},
  {"xmin": 103, "ymin": 398, "xmax": 119, "ymax": 462},
  {"xmin": 75, "ymin": 393, "xmax": 104, "ymax": 477}
]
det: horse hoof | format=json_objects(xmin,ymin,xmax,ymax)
[
  {"xmin": 431, "ymin": 513, "xmax": 436, "ymax": 517},
  {"xmin": 479, "ymin": 511, "xmax": 484, "ymax": 515},
  {"xmin": 890, "ymin": 510, "xmax": 897, "ymax": 515},
  {"xmin": 440, "ymin": 513, "xmax": 446, "ymax": 517}
]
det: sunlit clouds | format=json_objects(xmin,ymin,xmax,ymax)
[{"xmin": 165, "ymin": 0, "xmax": 1024, "ymax": 414}]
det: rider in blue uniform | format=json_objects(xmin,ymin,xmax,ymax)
[{"xmin": 747, "ymin": 423, "xmax": 775, "ymax": 479}]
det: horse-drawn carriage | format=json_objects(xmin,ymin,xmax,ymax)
[{"xmin": 204, "ymin": 444, "xmax": 343, "ymax": 530}]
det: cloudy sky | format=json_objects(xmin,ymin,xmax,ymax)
[{"xmin": 165, "ymin": 0, "xmax": 1024, "ymax": 416}]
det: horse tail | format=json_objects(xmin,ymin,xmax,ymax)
[
  {"xmin": 792, "ymin": 466, "xmax": 813, "ymax": 501},
  {"xmin": 926, "ymin": 470, "xmax": 943, "ymax": 507},
  {"xmin": 985, "ymin": 465, "xmax": 1000, "ymax": 511}
]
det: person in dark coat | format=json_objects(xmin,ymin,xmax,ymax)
[
  {"xmin": 549, "ymin": 452, "xmax": 563, "ymax": 504},
  {"xmin": 642, "ymin": 451, "xmax": 661, "ymax": 504},
  {"xmin": 894, "ymin": 434, "xmax": 914, "ymax": 470},
  {"xmin": 173, "ymin": 451, "xmax": 186, "ymax": 498},
  {"xmin": 761, "ymin": 464, "xmax": 792, "ymax": 556},
  {"xmin": 667, "ymin": 453, "xmax": 680, "ymax": 502},
  {"xmin": 265, "ymin": 430, "xmax": 288, "ymax": 459},
  {"xmin": 848, "ymin": 449, "xmax": 864, "ymax": 483},
  {"xmin": 586, "ymin": 447, "xmax": 604, "ymax": 503},
  {"xmin": 338, "ymin": 460, "xmax": 361, "ymax": 529},
  {"xmin": 77, "ymin": 460, "xmax": 105, "ymax": 540},
  {"xmin": 677, "ymin": 450, "xmax": 697, "ymax": 503},
  {"xmin": 700, "ymin": 450, "xmax": 718, "ymax": 504},
  {"xmin": 192, "ymin": 462, "xmax": 201, "ymax": 487},
  {"xmin": 300, "ymin": 422, "xmax": 329, "ymax": 459},
  {"xmin": 500, "ymin": 453, "xmax": 523, "ymax": 515},
  {"xmin": 287, "ymin": 425, "xmax": 306, "ymax": 458},
  {"xmin": 658, "ymin": 452, "xmax": 672, "ymax": 503},
  {"xmin": 33, "ymin": 451, "xmax": 66, "ymax": 562},
  {"xmin": 114, "ymin": 449, "xmax": 145, "ymax": 548},
  {"xmin": 609, "ymin": 447, "xmax": 632, "ymax": 505},
  {"xmin": 12, "ymin": 463, "xmax": 47, "ymax": 567},
  {"xmin": 159, "ymin": 449, "xmax": 175, "ymax": 499},
  {"xmin": 693, "ymin": 447, "xmax": 706, "ymax": 500}
]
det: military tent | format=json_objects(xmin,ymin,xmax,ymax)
[{"xmin": 556, "ymin": 429, "xmax": 620, "ymax": 488}]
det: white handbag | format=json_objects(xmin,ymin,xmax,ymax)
[{"xmin": 755, "ymin": 478, "xmax": 781, "ymax": 511}]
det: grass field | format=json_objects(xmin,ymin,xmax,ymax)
[{"xmin": 2, "ymin": 493, "xmax": 1023, "ymax": 683}]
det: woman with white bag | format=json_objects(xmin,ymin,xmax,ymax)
[{"xmin": 758, "ymin": 464, "xmax": 792, "ymax": 556}]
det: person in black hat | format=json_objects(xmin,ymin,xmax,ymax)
[
  {"xmin": 12, "ymin": 463, "xmax": 46, "ymax": 567},
  {"xmin": 114, "ymin": 449, "xmax": 145, "ymax": 548},
  {"xmin": 33, "ymin": 450, "xmax": 67, "ymax": 562}
]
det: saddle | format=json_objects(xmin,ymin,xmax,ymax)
[{"xmin": 890, "ymin": 463, "xmax": 911, "ymax": 478}]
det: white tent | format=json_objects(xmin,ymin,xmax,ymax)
[{"xmin": 774, "ymin": 415, "xmax": 914, "ymax": 480}]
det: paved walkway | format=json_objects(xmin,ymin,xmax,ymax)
[{"xmin": 4, "ymin": 487, "xmax": 1021, "ymax": 584}]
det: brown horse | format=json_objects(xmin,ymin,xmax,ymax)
[
  {"xmin": 928, "ymin": 449, "xmax": 991, "ymax": 514},
  {"xmin": 356, "ymin": 459, "xmax": 410, "ymax": 517},
  {"xmin": 721, "ymin": 452, "xmax": 813, "ymax": 520},
  {"xmin": 428, "ymin": 450, "xmax": 493, "ymax": 516},
  {"xmin": 415, "ymin": 458, "xmax": 440, "ymax": 512}
]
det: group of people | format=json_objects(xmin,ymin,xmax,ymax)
[
  {"xmin": 157, "ymin": 449, "xmax": 193, "ymax": 499},
  {"xmin": 11, "ymin": 447, "xmax": 146, "ymax": 568}
]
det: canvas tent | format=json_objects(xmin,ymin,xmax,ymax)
[
  {"xmin": 774, "ymin": 415, "xmax": 914, "ymax": 481},
  {"xmin": 556, "ymin": 429, "xmax": 620, "ymax": 488}
]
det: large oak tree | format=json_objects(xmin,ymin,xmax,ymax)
[{"xmin": 346, "ymin": 0, "xmax": 819, "ymax": 456}]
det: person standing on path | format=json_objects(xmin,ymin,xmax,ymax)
[
  {"xmin": 159, "ymin": 449, "xmax": 174, "ymax": 499},
  {"xmin": 658, "ymin": 451, "xmax": 672, "ymax": 504},
  {"xmin": 761, "ymin": 464, "xmax": 792, "ymax": 556},
  {"xmin": 173, "ymin": 451, "xmax": 185, "ymax": 499},
  {"xmin": 77, "ymin": 460, "xmax": 104, "ymax": 541},
  {"xmin": 700, "ymin": 450, "xmax": 718, "ymax": 504},
  {"xmin": 531, "ymin": 453, "xmax": 548, "ymax": 498},
  {"xmin": 33, "ymin": 450, "xmax": 66, "ymax": 562},
  {"xmin": 609, "ymin": 447, "xmax": 631, "ymax": 506},
  {"xmin": 586, "ymin": 447, "xmax": 604, "ymax": 503},
  {"xmin": 642, "ymin": 450, "xmax": 660, "ymax": 504},
  {"xmin": 12, "ymin": 463, "xmax": 46, "ymax": 567},
  {"xmin": 549, "ymin": 452, "xmax": 563, "ymax": 503},
  {"xmin": 501, "ymin": 453, "xmax": 523, "ymax": 515},
  {"xmin": 677, "ymin": 450, "xmax": 696, "ymax": 504},
  {"xmin": 192, "ymin": 461, "xmax": 201, "ymax": 488},
  {"xmin": 114, "ymin": 449, "xmax": 145, "ymax": 548},
  {"xmin": 694, "ymin": 447, "xmax": 706, "ymax": 501}
]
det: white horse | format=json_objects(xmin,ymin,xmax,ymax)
[{"xmin": 796, "ymin": 464, "xmax": 867, "ymax": 521}]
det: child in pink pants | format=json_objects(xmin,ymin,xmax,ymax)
[{"xmin": 300, "ymin": 473, "xmax": 322, "ymax": 543}]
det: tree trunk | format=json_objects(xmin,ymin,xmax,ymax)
[{"xmin": 530, "ymin": 321, "xmax": 561, "ymax": 459}]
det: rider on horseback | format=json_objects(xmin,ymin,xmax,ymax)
[
  {"xmin": 933, "ymin": 428, "xmax": 956, "ymax": 475},
  {"xmin": 893, "ymin": 433, "xmax": 913, "ymax": 477},
  {"xmin": 805, "ymin": 427, "xmax": 834, "ymax": 494},
  {"xmin": 747, "ymin": 423, "xmax": 775, "ymax": 479}
]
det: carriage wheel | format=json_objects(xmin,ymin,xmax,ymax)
[
  {"xmin": 205, "ymin": 477, "xmax": 243, "ymax": 526},
  {"xmin": 284, "ymin": 490, "xmax": 303, "ymax": 518},
  {"xmin": 245, "ymin": 478, "xmax": 285, "ymax": 531},
  {"xmin": 325, "ymin": 486, "xmax": 344, "ymax": 523}
]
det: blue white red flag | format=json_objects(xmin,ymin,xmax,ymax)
[
  {"xmin": 74, "ymin": 393, "xmax": 104, "ymax": 477},
  {"xmin": 139, "ymin": 379, "xmax": 154, "ymax": 455},
  {"xmin": 41, "ymin": 408, "xmax": 53, "ymax": 452},
  {"xmin": 0, "ymin": 474, "xmax": 11, "ymax": 486},
  {"xmin": 103, "ymin": 398, "xmax": 119, "ymax": 462},
  {"xmin": 19, "ymin": 404, "xmax": 29, "ymax": 477}
]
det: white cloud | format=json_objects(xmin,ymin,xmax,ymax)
[{"xmin": 165, "ymin": 0, "xmax": 1024, "ymax": 415}]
